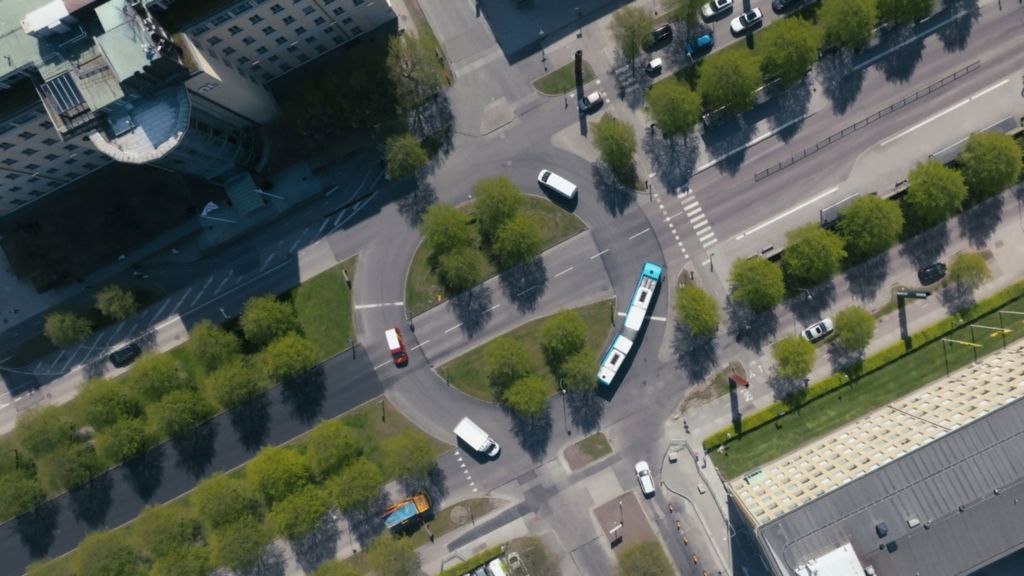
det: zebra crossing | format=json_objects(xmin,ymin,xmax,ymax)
[{"xmin": 679, "ymin": 189, "xmax": 718, "ymax": 249}]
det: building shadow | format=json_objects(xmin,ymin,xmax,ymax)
[
  {"xmin": 280, "ymin": 366, "xmax": 327, "ymax": 425},
  {"xmin": 671, "ymin": 322, "xmax": 719, "ymax": 383},
  {"xmin": 958, "ymin": 194, "xmax": 1004, "ymax": 248},
  {"xmin": 816, "ymin": 50, "xmax": 865, "ymax": 115},
  {"xmin": 727, "ymin": 300, "xmax": 779, "ymax": 353},
  {"xmin": 498, "ymin": 257, "xmax": 548, "ymax": 313},
  {"xmin": 449, "ymin": 285, "xmax": 494, "ymax": 339},
  {"xmin": 845, "ymin": 252, "xmax": 891, "ymax": 302},
  {"xmin": 507, "ymin": 406, "xmax": 553, "ymax": 463}
]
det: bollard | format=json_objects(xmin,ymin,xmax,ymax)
[
  {"xmin": 683, "ymin": 535, "xmax": 689, "ymax": 545},
  {"xmin": 675, "ymin": 520, "xmax": 681, "ymax": 531},
  {"xmin": 692, "ymin": 554, "xmax": 699, "ymax": 564},
  {"xmin": 667, "ymin": 503, "xmax": 674, "ymax": 513}
]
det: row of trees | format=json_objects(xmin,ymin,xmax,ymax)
[
  {"xmin": 27, "ymin": 414, "xmax": 434, "ymax": 576},
  {"xmin": 2, "ymin": 295, "xmax": 322, "ymax": 521},
  {"xmin": 44, "ymin": 284, "xmax": 140, "ymax": 347},
  {"xmin": 420, "ymin": 177, "xmax": 543, "ymax": 293}
]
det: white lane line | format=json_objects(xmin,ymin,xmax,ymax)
[
  {"xmin": 666, "ymin": 210, "xmax": 684, "ymax": 221},
  {"xmin": 410, "ymin": 339, "xmax": 431, "ymax": 351},
  {"xmin": 332, "ymin": 208, "xmax": 348, "ymax": 227},
  {"xmin": 702, "ymin": 237, "xmax": 719, "ymax": 249},
  {"xmin": 628, "ymin": 227, "xmax": 651, "ymax": 240},
  {"xmin": 317, "ymin": 218, "xmax": 331, "ymax": 235},
  {"xmin": 735, "ymin": 187, "xmax": 840, "ymax": 240},
  {"xmin": 374, "ymin": 360, "xmax": 391, "ymax": 370},
  {"xmin": 698, "ymin": 229, "xmax": 716, "ymax": 242},
  {"xmin": 880, "ymin": 78, "xmax": 1009, "ymax": 147},
  {"xmin": 354, "ymin": 302, "xmax": 405, "ymax": 309},
  {"xmin": 485, "ymin": 304, "xmax": 501, "ymax": 312},
  {"xmin": 213, "ymin": 270, "xmax": 234, "ymax": 295},
  {"xmin": 854, "ymin": 11, "xmax": 970, "ymax": 72},
  {"xmin": 289, "ymin": 234, "xmax": 304, "ymax": 253},
  {"xmin": 191, "ymin": 276, "xmax": 214, "ymax": 307},
  {"xmin": 444, "ymin": 323, "xmax": 463, "ymax": 334},
  {"xmin": 48, "ymin": 350, "xmax": 66, "ymax": 370},
  {"xmin": 696, "ymin": 113, "xmax": 814, "ymax": 173},
  {"xmin": 682, "ymin": 200, "xmax": 700, "ymax": 211},
  {"xmin": 590, "ymin": 249, "xmax": 609, "ymax": 259},
  {"xmin": 554, "ymin": 266, "xmax": 574, "ymax": 278},
  {"xmin": 172, "ymin": 287, "xmax": 193, "ymax": 312},
  {"xmin": 152, "ymin": 297, "xmax": 172, "ymax": 321}
]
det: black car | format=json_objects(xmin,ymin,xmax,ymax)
[
  {"xmin": 917, "ymin": 262, "xmax": 947, "ymax": 285},
  {"xmin": 651, "ymin": 24, "xmax": 673, "ymax": 43},
  {"xmin": 772, "ymin": 0, "xmax": 799, "ymax": 12},
  {"xmin": 109, "ymin": 343, "xmax": 142, "ymax": 368}
]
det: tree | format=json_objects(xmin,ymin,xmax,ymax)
[
  {"xmin": 187, "ymin": 320, "xmax": 241, "ymax": 373},
  {"xmin": 729, "ymin": 257, "xmax": 785, "ymax": 313},
  {"xmin": 132, "ymin": 504, "xmax": 202, "ymax": 559},
  {"xmin": 240, "ymin": 295, "xmax": 299, "ymax": 347},
  {"xmin": 664, "ymin": 0, "xmax": 703, "ymax": 30},
  {"xmin": 676, "ymin": 285, "xmax": 720, "ymax": 337},
  {"xmin": 904, "ymin": 160, "xmax": 968, "ymax": 228},
  {"xmin": 94, "ymin": 284, "xmax": 138, "ymax": 321},
  {"xmin": 949, "ymin": 251, "xmax": 991, "ymax": 294},
  {"xmin": 76, "ymin": 378, "xmax": 143, "ymax": 430},
  {"xmin": 609, "ymin": 6, "xmax": 655, "ymax": 65},
  {"xmin": 206, "ymin": 360, "xmax": 266, "ymax": 410},
  {"xmin": 877, "ymin": 0, "xmax": 933, "ymax": 24},
  {"xmin": 820, "ymin": 0, "xmax": 877, "ymax": 49},
  {"xmin": 304, "ymin": 419, "xmax": 362, "ymax": 480},
  {"xmin": 384, "ymin": 134, "xmax": 429, "ymax": 180},
  {"xmin": 247, "ymin": 446, "xmax": 311, "ymax": 506},
  {"xmin": 834, "ymin": 306, "xmax": 875, "ymax": 352},
  {"xmin": 260, "ymin": 332, "xmax": 318, "ymax": 382},
  {"xmin": 592, "ymin": 115, "xmax": 638, "ymax": 183},
  {"xmin": 697, "ymin": 50, "xmax": 762, "ymax": 114},
  {"xmin": 42, "ymin": 443, "xmax": 102, "ymax": 491},
  {"xmin": 149, "ymin": 389, "xmax": 214, "ymax": 439},
  {"xmin": 503, "ymin": 375, "xmax": 550, "ymax": 418},
  {"xmin": 473, "ymin": 176, "xmax": 523, "ymax": 244},
  {"xmin": 73, "ymin": 531, "xmax": 144, "ymax": 576},
  {"xmin": 781, "ymin": 224, "xmax": 846, "ymax": 288},
  {"xmin": 772, "ymin": 336, "xmax": 816, "ymax": 380},
  {"xmin": 268, "ymin": 486, "xmax": 329, "ymax": 540},
  {"xmin": 645, "ymin": 78, "xmax": 702, "ymax": 141},
  {"xmin": 381, "ymin": 430, "xmax": 436, "ymax": 480},
  {"xmin": 94, "ymin": 418, "xmax": 151, "ymax": 464},
  {"xmin": 837, "ymin": 195, "xmax": 904, "ymax": 262},
  {"xmin": 958, "ymin": 132, "xmax": 1023, "ymax": 199},
  {"xmin": 616, "ymin": 542, "xmax": 674, "ymax": 576},
  {"xmin": 210, "ymin": 521, "xmax": 268, "ymax": 573},
  {"xmin": 559, "ymin": 348, "xmax": 597, "ymax": 392},
  {"xmin": 149, "ymin": 547, "xmax": 210, "ymax": 576},
  {"xmin": 757, "ymin": 19, "xmax": 821, "ymax": 84},
  {"xmin": 125, "ymin": 353, "xmax": 193, "ymax": 403},
  {"xmin": 14, "ymin": 405, "xmax": 75, "ymax": 458},
  {"xmin": 437, "ymin": 246, "xmax": 487, "ymax": 293},
  {"xmin": 485, "ymin": 338, "xmax": 533, "ymax": 391},
  {"xmin": 0, "ymin": 472, "xmax": 45, "ymax": 521},
  {"xmin": 330, "ymin": 457, "xmax": 384, "ymax": 511},
  {"xmin": 192, "ymin": 473, "xmax": 261, "ymax": 529},
  {"xmin": 312, "ymin": 560, "xmax": 363, "ymax": 576},
  {"xmin": 540, "ymin": 310, "xmax": 588, "ymax": 370},
  {"xmin": 420, "ymin": 203, "xmax": 474, "ymax": 256},
  {"xmin": 386, "ymin": 32, "xmax": 444, "ymax": 114},
  {"xmin": 365, "ymin": 533, "xmax": 421, "ymax": 576},
  {"xmin": 43, "ymin": 311, "xmax": 92, "ymax": 347},
  {"xmin": 491, "ymin": 212, "xmax": 543, "ymax": 268}
]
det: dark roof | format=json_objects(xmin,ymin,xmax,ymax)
[{"xmin": 758, "ymin": 397, "xmax": 1024, "ymax": 576}]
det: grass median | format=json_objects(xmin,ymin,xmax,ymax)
[
  {"xmin": 291, "ymin": 257, "xmax": 357, "ymax": 360},
  {"xmin": 533, "ymin": 60, "xmax": 596, "ymax": 95}
]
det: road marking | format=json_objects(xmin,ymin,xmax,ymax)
[
  {"xmin": 410, "ymin": 339, "xmax": 431, "ymax": 351},
  {"xmin": 172, "ymin": 287, "xmax": 193, "ymax": 312},
  {"xmin": 591, "ymin": 249, "xmax": 609, "ymax": 259},
  {"xmin": 191, "ymin": 276, "xmax": 214, "ymax": 307},
  {"xmin": 854, "ymin": 10, "xmax": 971, "ymax": 72},
  {"xmin": 317, "ymin": 218, "xmax": 331, "ymax": 235},
  {"xmin": 214, "ymin": 270, "xmax": 234, "ymax": 295},
  {"xmin": 516, "ymin": 285, "xmax": 537, "ymax": 296},
  {"xmin": 880, "ymin": 78, "xmax": 1009, "ymax": 147},
  {"xmin": 698, "ymin": 229, "xmax": 716, "ymax": 242},
  {"xmin": 289, "ymin": 235, "xmax": 304, "ymax": 253},
  {"xmin": 666, "ymin": 210, "xmax": 684, "ymax": 221},
  {"xmin": 485, "ymin": 304, "xmax": 501, "ymax": 312},
  {"xmin": 332, "ymin": 208, "xmax": 348, "ymax": 227},
  {"xmin": 703, "ymin": 237, "xmax": 719, "ymax": 249},
  {"xmin": 684, "ymin": 205, "xmax": 703, "ymax": 217},
  {"xmin": 682, "ymin": 200, "xmax": 700, "ymax": 211},
  {"xmin": 735, "ymin": 187, "xmax": 840, "ymax": 240},
  {"xmin": 696, "ymin": 113, "xmax": 814, "ymax": 173},
  {"xmin": 260, "ymin": 253, "xmax": 277, "ymax": 272},
  {"xmin": 354, "ymin": 302, "xmax": 405, "ymax": 309},
  {"xmin": 691, "ymin": 214, "xmax": 708, "ymax": 227},
  {"xmin": 374, "ymin": 360, "xmax": 391, "ymax": 370},
  {"xmin": 555, "ymin": 266, "xmax": 575, "ymax": 278},
  {"xmin": 444, "ymin": 323, "xmax": 463, "ymax": 334},
  {"xmin": 628, "ymin": 227, "xmax": 651, "ymax": 240}
]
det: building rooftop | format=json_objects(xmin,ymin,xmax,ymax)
[{"xmin": 0, "ymin": 0, "xmax": 58, "ymax": 80}]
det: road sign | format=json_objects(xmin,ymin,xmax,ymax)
[{"xmin": 896, "ymin": 290, "xmax": 931, "ymax": 299}]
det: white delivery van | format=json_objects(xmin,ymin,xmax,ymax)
[
  {"xmin": 538, "ymin": 169, "xmax": 578, "ymax": 200},
  {"xmin": 454, "ymin": 417, "xmax": 500, "ymax": 457}
]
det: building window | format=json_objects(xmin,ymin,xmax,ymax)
[
  {"xmin": 333, "ymin": 35, "xmax": 345, "ymax": 45},
  {"xmin": 83, "ymin": 162, "xmax": 97, "ymax": 169},
  {"xmin": 268, "ymin": 54, "xmax": 280, "ymax": 62},
  {"xmin": 228, "ymin": 25, "xmax": 243, "ymax": 35},
  {"xmin": 22, "ymin": 148, "xmax": 37, "ymax": 156},
  {"xmin": 341, "ymin": 17, "xmax": 353, "ymax": 24},
  {"xmin": 223, "ymin": 46, "xmax": 237, "ymax": 56},
  {"xmin": 25, "ymin": 163, "xmax": 39, "ymax": 171},
  {"xmin": 275, "ymin": 36, "xmax": 288, "ymax": 45},
  {"xmin": 305, "ymin": 35, "xmax": 317, "ymax": 44},
  {"xmin": 256, "ymin": 46, "xmax": 269, "ymax": 54},
  {"xmin": 42, "ymin": 138, "xmax": 58, "ymax": 146},
  {"xmin": 249, "ymin": 14, "xmax": 264, "ymax": 24},
  {"xmin": 297, "ymin": 53, "xmax": 309, "ymax": 62},
  {"xmin": 63, "ymin": 144, "xmax": 78, "ymax": 151},
  {"xmin": 283, "ymin": 15, "xmax": 295, "ymax": 24},
  {"xmin": 351, "ymin": 26, "xmax": 362, "ymax": 34},
  {"xmin": 315, "ymin": 43, "xmax": 327, "ymax": 53},
  {"xmin": 270, "ymin": 3, "xmax": 284, "ymax": 13},
  {"xmin": 263, "ymin": 72, "xmax": 274, "ymax": 81},
  {"xmin": 64, "ymin": 158, "xmax": 77, "ymax": 165},
  {"xmin": 4, "ymin": 173, "xmax": 19, "ymax": 180},
  {"xmin": 324, "ymin": 0, "xmax": 335, "ymax": 4},
  {"xmin": 287, "ymin": 44, "xmax": 299, "ymax": 53},
  {"xmin": 1, "ymin": 159, "xmax": 15, "ymax": 166},
  {"xmin": 38, "ymin": 120, "xmax": 53, "ymax": 130},
  {"xmin": 302, "ymin": 5, "xmax": 315, "ymax": 14},
  {"xmin": 0, "ymin": 143, "xmax": 13, "ymax": 150},
  {"xmin": 262, "ymin": 25, "xmax": 277, "ymax": 35},
  {"xmin": 243, "ymin": 36, "xmax": 256, "ymax": 45},
  {"xmin": 45, "ymin": 153, "xmax": 59, "ymax": 161},
  {"xmin": 251, "ymin": 63, "xmax": 263, "ymax": 71},
  {"xmin": 212, "ymin": 13, "xmax": 231, "ymax": 25},
  {"xmin": 280, "ymin": 63, "xmax": 292, "ymax": 72},
  {"xmin": 295, "ymin": 26, "xmax": 307, "ymax": 36},
  {"xmin": 12, "ymin": 199, "xmax": 26, "ymax": 205},
  {"xmin": 333, "ymin": 6, "xmax": 345, "ymax": 15},
  {"xmin": 208, "ymin": 35, "xmax": 223, "ymax": 46},
  {"xmin": 17, "ymin": 131, "xmax": 34, "ymax": 140},
  {"xmin": 353, "ymin": 0, "xmax": 363, "ymax": 5},
  {"xmin": 237, "ymin": 56, "xmax": 250, "ymax": 66},
  {"xmin": 313, "ymin": 15, "xmax": 325, "ymax": 25}
]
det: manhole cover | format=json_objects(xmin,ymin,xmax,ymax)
[{"xmin": 449, "ymin": 505, "xmax": 470, "ymax": 526}]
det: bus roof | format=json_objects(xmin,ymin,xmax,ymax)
[{"xmin": 597, "ymin": 334, "xmax": 634, "ymax": 385}]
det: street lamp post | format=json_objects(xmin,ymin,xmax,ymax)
[
  {"xmin": 9, "ymin": 448, "xmax": 18, "ymax": 470},
  {"xmin": 378, "ymin": 399, "xmax": 386, "ymax": 422},
  {"xmin": 539, "ymin": 30, "xmax": 547, "ymax": 71},
  {"xmin": 560, "ymin": 380, "xmax": 570, "ymax": 436}
]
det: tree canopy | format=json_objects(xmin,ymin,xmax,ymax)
[
  {"xmin": 958, "ymin": 132, "xmax": 1023, "ymax": 200},
  {"xmin": 94, "ymin": 418, "xmax": 151, "ymax": 463},
  {"xmin": 837, "ymin": 195, "xmax": 904, "ymax": 262},
  {"xmin": 205, "ymin": 360, "xmax": 266, "ymax": 410},
  {"xmin": 365, "ymin": 533, "xmax": 422, "ymax": 576},
  {"xmin": 772, "ymin": 335, "xmax": 816, "ymax": 380},
  {"xmin": 904, "ymin": 160, "xmax": 967, "ymax": 228},
  {"xmin": 192, "ymin": 473, "xmax": 261, "ymax": 529},
  {"xmin": 15, "ymin": 405, "xmax": 75, "ymax": 458},
  {"xmin": 834, "ymin": 305, "xmax": 875, "ymax": 352},
  {"xmin": 559, "ymin": 348, "xmax": 598, "ymax": 392},
  {"xmin": 820, "ymin": 0, "xmax": 877, "ymax": 49},
  {"xmin": 646, "ymin": 78, "xmax": 702, "ymax": 140},
  {"xmin": 95, "ymin": 284, "xmax": 138, "ymax": 321},
  {"xmin": 420, "ymin": 203, "xmax": 474, "ymax": 256},
  {"xmin": 676, "ymin": 285, "xmax": 721, "ymax": 337},
  {"xmin": 729, "ymin": 257, "xmax": 785, "ymax": 313},
  {"xmin": 384, "ymin": 134, "xmax": 429, "ymax": 181},
  {"xmin": 473, "ymin": 176, "xmax": 523, "ymax": 244},
  {"xmin": 240, "ymin": 295, "xmax": 299, "ymax": 347},
  {"xmin": 485, "ymin": 337, "xmax": 533, "ymax": 391},
  {"xmin": 304, "ymin": 419, "xmax": 363, "ymax": 480},
  {"xmin": 782, "ymin": 224, "xmax": 846, "ymax": 288},
  {"xmin": 386, "ymin": 32, "xmax": 444, "ymax": 113},
  {"xmin": 126, "ymin": 353, "xmax": 193, "ymax": 402},
  {"xmin": 330, "ymin": 457, "xmax": 384, "ymax": 511},
  {"xmin": 73, "ymin": 531, "xmax": 144, "ymax": 576},
  {"xmin": 132, "ymin": 504, "xmax": 203, "ymax": 559},
  {"xmin": 609, "ymin": 6, "xmax": 655, "ymax": 64},
  {"xmin": 877, "ymin": 0, "xmax": 933, "ymax": 24},
  {"xmin": 268, "ymin": 486, "xmax": 329, "ymax": 540},
  {"xmin": 149, "ymin": 389, "xmax": 214, "ymax": 439},
  {"xmin": 540, "ymin": 310, "xmax": 588, "ymax": 369},
  {"xmin": 187, "ymin": 320, "xmax": 241, "ymax": 373},
  {"xmin": 259, "ymin": 332, "xmax": 318, "ymax": 381},
  {"xmin": 0, "ymin": 472, "xmax": 45, "ymax": 521},
  {"xmin": 697, "ymin": 50, "xmax": 762, "ymax": 114},
  {"xmin": 503, "ymin": 375, "xmax": 550, "ymax": 418},
  {"xmin": 592, "ymin": 114, "xmax": 638, "ymax": 184},
  {"xmin": 437, "ymin": 246, "xmax": 487, "ymax": 293},
  {"xmin": 381, "ymin": 430, "xmax": 436, "ymax": 480},
  {"xmin": 491, "ymin": 212, "xmax": 543, "ymax": 268},
  {"xmin": 949, "ymin": 251, "xmax": 991, "ymax": 294},
  {"xmin": 210, "ymin": 521, "xmax": 268, "ymax": 573},
  {"xmin": 76, "ymin": 378, "xmax": 143, "ymax": 430},
  {"xmin": 757, "ymin": 18, "xmax": 821, "ymax": 84},
  {"xmin": 43, "ymin": 311, "xmax": 92, "ymax": 347},
  {"xmin": 247, "ymin": 446, "xmax": 311, "ymax": 506}
]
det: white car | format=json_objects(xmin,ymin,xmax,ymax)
[
  {"xmin": 580, "ymin": 91, "xmax": 603, "ymax": 112},
  {"xmin": 730, "ymin": 7, "xmax": 763, "ymax": 34},
  {"xmin": 701, "ymin": 0, "xmax": 733, "ymax": 18},
  {"xmin": 635, "ymin": 460, "xmax": 656, "ymax": 496},
  {"xmin": 801, "ymin": 318, "xmax": 834, "ymax": 342}
]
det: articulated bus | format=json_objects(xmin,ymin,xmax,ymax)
[{"xmin": 597, "ymin": 262, "xmax": 663, "ymax": 386}]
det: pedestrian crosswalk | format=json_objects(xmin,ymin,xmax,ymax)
[{"xmin": 679, "ymin": 191, "xmax": 718, "ymax": 249}]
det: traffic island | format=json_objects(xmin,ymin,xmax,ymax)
[
  {"xmin": 593, "ymin": 491, "xmax": 657, "ymax": 549},
  {"xmin": 564, "ymin": 432, "xmax": 613, "ymax": 471}
]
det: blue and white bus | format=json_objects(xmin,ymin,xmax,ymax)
[{"xmin": 597, "ymin": 262, "xmax": 663, "ymax": 386}]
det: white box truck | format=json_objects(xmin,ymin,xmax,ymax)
[{"xmin": 454, "ymin": 417, "xmax": 500, "ymax": 457}]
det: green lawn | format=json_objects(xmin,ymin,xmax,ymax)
[
  {"xmin": 576, "ymin": 432, "xmax": 613, "ymax": 461},
  {"xmin": 405, "ymin": 196, "xmax": 587, "ymax": 316},
  {"xmin": 292, "ymin": 257, "xmax": 357, "ymax": 361},
  {"xmin": 533, "ymin": 61, "xmax": 597, "ymax": 95},
  {"xmin": 439, "ymin": 299, "xmax": 614, "ymax": 402},
  {"xmin": 712, "ymin": 303, "xmax": 1024, "ymax": 479}
]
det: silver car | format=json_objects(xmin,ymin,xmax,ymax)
[
  {"xmin": 801, "ymin": 318, "xmax": 834, "ymax": 342},
  {"xmin": 635, "ymin": 460, "xmax": 656, "ymax": 496},
  {"xmin": 730, "ymin": 7, "xmax": 763, "ymax": 34},
  {"xmin": 701, "ymin": 0, "xmax": 733, "ymax": 19}
]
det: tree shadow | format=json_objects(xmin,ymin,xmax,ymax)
[
  {"xmin": 281, "ymin": 366, "xmax": 327, "ymax": 425},
  {"xmin": 671, "ymin": 322, "xmax": 719, "ymax": 383},
  {"xmin": 15, "ymin": 499, "xmax": 60, "ymax": 559},
  {"xmin": 399, "ymin": 464, "xmax": 449, "ymax": 509},
  {"xmin": 642, "ymin": 132, "xmax": 700, "ymax": 193},
  {"xmin": 900, "ymin": 223, "xmax": 950, "ymax": 268},
  {"xmin": 292, "ymin": 513, "xmax": 340, "ymax": 574},
  {"xmin": 397, "ymin": 179, "xmax": 438, "ymax": 227},
  {"xmin": 786, "ymin": 282, "xmax": 837, "ymax": 324},
  {"xmin": 701, "ymin": 116, "xmax": 758, "ymax": 176},
  {"xmin": 410, "ymin": 92, "xmax": 455, "ymax": 150},
  {"xmin": 874, "ymin": 26, "xmax": 925, "ymax": 84},
  {"xmin": 508, "ymin": 407, "xmax": 552, "ymax": 463},
  {"xmin": 592, "ymin": 163, "xmax": 638, "ymax": 217},
  {"xmin": 229, "ymin": 393, "xmax": 273, "ymax": 452},
  {"xmin": 609, "ymin": 53, "xmax": 652, "ymax": 110},
  {"xmin": 173, "ymin": 419, "xmax": 219, "ymax": 479},
  {"xmin": 958, "ymin": 194, "xmax": 1003, "ymax": 248},
  {"xmin": 123, "ymin": 444, "xmax": 165, "ymax": 502},
  {"xmin": 449, "ymin": 285, "xmax": 494, "ymax": 339},
  {"xmin": 341, "ymin": 493, "xmax": 390, "ymax": 548},
  {"xmin": 766, "ymin": 374, "xmax": 808, "ymax": 403},
  {"xmin": 566, "ymin": 390, "xmax": 604, "ymax": 434},
  {"xmin": 726, "ymin": 299, "xmax": 779, "ymax": 353},
  {"xmin": 845, "ymin": 252, "xmax": 891, "ymax": 301},
  {"xmin": 826, "ymin": 341, "xmax": 863, "ymax": 374},
  {"xmin": 937, "ymin": 0, "xmax": 980, "ymax": 52},
  {"xmin": 766, "ymin": 79, "xmax": 812, "ymax": 142},
  {"xmin": 940, "ymin": 282, "xmax": 977, "ymax": 313},
  {"xmin": 242, "ymin": 543, "xmax": 286, "ymax": 576},
  {"xmin": 498, "ymin": 257, "xmax": 548, "ymax": 313},
  {"xmin": 68, "ymin": 473, "xmax": 114, "ymax": 528},
  {"xmin": 816, "ymin": 50, "xmax": 865, "ymax": 115}
]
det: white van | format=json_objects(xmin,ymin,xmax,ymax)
[
  {"xmin": 454, "ymin": 417, "xmax": 500, "ymax": 457},
  {"xmin": 538, "ymin": 169, "xmax": 578, "ymax": 200}
]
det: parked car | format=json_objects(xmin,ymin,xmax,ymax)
[
  {"xmin": 917, "ymin": 262, "xmax": 947, "ymax": 285},
  {"xmin": 646, "ymin": 57, "xmax": 663, "ymax": 74},
  {"xmin": 109, "ymin": 342, "xmax": 142, "ymax": 368},
  {"xmin": 701, "ymin": 0, "xmax": 733, "ymax": 19},
  {"xmin": 801, "ymin": 318, "xmax": 834, "ymax": 342},
  {"xmin": 635, "ymin": 460, "xmax": 656, "ymax": 496},
  {"xmin": 580, "ymin": 90, "xmax": 603, "ymax": 112},
  {"xmin": 685, "ymin": 33, "xmax": 714, "ymax": 58},
  {"xmin": 772, "ymin": 0, "xmax": 799, "ymax": 11},
  {"xmin": 651, "ymin": 23, "xmax": 673, "ymax": 42},
  {"xmin": 730, "ymin": 7, "xmax": 763, "ymax": 34}
]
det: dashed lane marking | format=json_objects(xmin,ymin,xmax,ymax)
[
  {"xmin": 591, "ymin": 249, "xmax": 610, "ymax": 259},
  {"xmin": 485, "ymin": 304, "xmax": 501, "ymax": 313},
  {"xmin": 444, "ymin": 323, "xmax": 463, "ymax": 334},
  {"xmin": 410, "ymin": 339, "xmax": 431, "ymax": 351},
  {"xmin": 353, "ymin": 302, "xmax": 404, "ymax": 309},
  {"xmin": 373, "ymin": 360, "xmax": 391, "ymax": 370},
  {"xmin": 628, "ymin": 227, "xmax": 651, "ymax": 240},
  {"xmin": 554, "ymin": 266, "xmax": 574, "ymax": 278}
]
